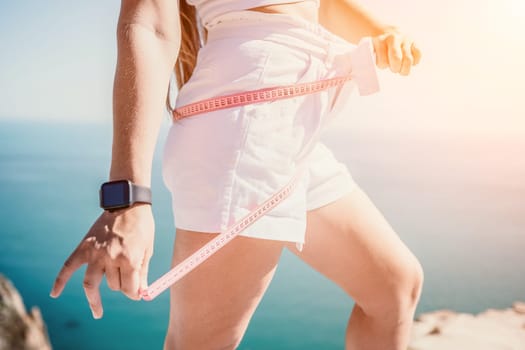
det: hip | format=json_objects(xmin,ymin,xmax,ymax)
[{"xmin": 175, "ymin": 10, "xmax": 357, "ymax": 108}]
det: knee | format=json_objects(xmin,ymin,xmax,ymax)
[
  {"xmin": 362, "ymin": 256, "xmax": 424, "ymax": 320},
  {"xmin": 405, "ymin": 257, "xmax": 424, "ymax": 308},
  {"xmin": 388, "ymin": 256, "xmax": 424, "ymax": 312}
]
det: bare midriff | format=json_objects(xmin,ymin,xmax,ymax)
[{"xmin": 248, "ymin": 1, "xmax": 319, "ymax": 23}]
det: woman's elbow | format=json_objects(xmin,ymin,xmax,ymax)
[{"xmin": 116, "ymin": 0, "xmax": 181, "ymax": 57}]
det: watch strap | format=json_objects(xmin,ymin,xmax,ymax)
[{"xmin": 131, "ymin": 183, "xmax": 152, "ymax": 204}]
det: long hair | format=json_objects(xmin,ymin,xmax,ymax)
[{"xmin": 166, "ymin": 0, "xmax": 205, "ymax": 112}]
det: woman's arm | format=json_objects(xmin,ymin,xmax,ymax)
[
  {"xmin": 111, "ymin": 0, "xmax": 181, "ymax": 186},
  {"xmin": 320, "ymin": 0, "xmax": 421, "ymax": 76},
  {"xmin": 50, "ymin": 0, "xmax": 181, "ymax": 319},
  {"xmin": 319, "ymin": 0, "xmax": 392, "ymax": 44}
]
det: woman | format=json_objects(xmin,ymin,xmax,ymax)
[{"xmin": 50, "ymin": 0, "xmax": 424, "ymax": 349}]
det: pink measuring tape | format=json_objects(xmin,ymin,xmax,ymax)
[{"xmin": 140, "ymin": 37, "xmax": 380, "ymax": 301}]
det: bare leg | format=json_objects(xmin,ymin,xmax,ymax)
[
  {"xmin": 286, "ymin": 185, "xmax": 424, "ymax": 350},
  {"xmin": 163, "ymin": 229, "xmax": 286, "ymax": 350}
]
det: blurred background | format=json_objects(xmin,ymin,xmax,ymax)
[{"xmin": 0, "ymin": 0, "xmax": 523, "ymax": 349}]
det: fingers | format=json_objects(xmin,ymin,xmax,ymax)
[
  {"xmin": 139, "ymin": 252, "xmax": 151, "ymax": 292},
  {"xmin": 400, "ymin": 41, "xmax": 414, "ymax": 76},
  {"xmin": 386, "ymin": 34, "xmax": 403, "ymax": 74},
  {"xmin": 50, "ymin": 250, "xmax": 85, "ymax": 298},
  {"xmin": 373, "ymin": 30, "xmax": 421, "ymax": 76},
  {"xmin": 120, "ymin": 264, "xmax": 141, "ymax": 300},
  {"xmin": 83, "ymin": 263, "xmax": 105, "ymax": 319},
  {"xmin": 372, "ymin": 36, "xmax": 389, "ymax": 69},
  {"xmin": 105, "ymin": 266, "xmax": 121, "ymax": 291},
  {"xmin": 51, "ymin": 205, "xmax": 155, "ymax": 316},
  {"xmin": 412, "ymin": 43, "xmax": 422, "ymax": 66}
]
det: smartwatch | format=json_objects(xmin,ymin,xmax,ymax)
[{"xmin": 99, "ymin": 179, "xmax": 152, "ymax": 211}]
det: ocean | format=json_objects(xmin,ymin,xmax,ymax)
[{"xmin": 0, "ymin": 120, "xmax": 524, "ymax": 349}]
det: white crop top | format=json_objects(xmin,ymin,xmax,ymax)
[{"xmin": 186, "ymin": 0, "xmax": 320, "ymax": 28}]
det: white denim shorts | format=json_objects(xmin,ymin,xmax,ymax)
[{"xmin": 162, "ymin": 10, "xmax": 361, "ymax": 247}]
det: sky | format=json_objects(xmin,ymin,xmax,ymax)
[{"xmin": 0, "ymin": 0, "xmax": 524, "ymax": 134}]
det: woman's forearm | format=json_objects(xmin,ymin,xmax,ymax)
[
  {"xmin": 319, "ymin": 0, "xmax": 395, "ymax": 44},
  {"xmin": 110, "ymin": 6, "xmax": 180, "ymax": 187}
]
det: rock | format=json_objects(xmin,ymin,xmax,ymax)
[
  {"xmin": 428, "ymin": 326, "xmax": 441, "ymax": 335},
  {"xmin": 0, "ymin": 274, "xmax": 52, "ymax": 350},
  {"xmin": 410, "ymin": 303, "xmax": 525, "ymax": 350},
  {"xmin": 513, "ymin": 302, "xmax": 525, "ymax": 314}
]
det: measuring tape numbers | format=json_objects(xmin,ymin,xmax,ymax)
[{"xmin": 141, "ymin": 37, "xmax": 379, "ymax": 301}]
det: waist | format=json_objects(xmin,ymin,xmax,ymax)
[
  {"xmin": 192, "ymin": 0, "xmax": 320, "ymax": 29},
  {"xmin": 206, "ymin": 10, "xmax": 351, "ymax": 57},
  {"xmin": 246, "ymin": 0, "xmax": 319, "ymax": 24}
]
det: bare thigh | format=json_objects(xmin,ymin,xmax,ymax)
[
  {"xmin": 286, "ymin": 185, "xmax": 423, "ymax": 316},
  {"xmin": 165, "ymin": 229, "xmax": 286, "ymax": 350}
]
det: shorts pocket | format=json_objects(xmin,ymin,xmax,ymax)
[
  {"xmin": 259, "ymin": 49, "xmax": 321, "ymax": 87},
  {"xmin": 176, "ymin": 38, "xmax": 274, "ymax": 107}
]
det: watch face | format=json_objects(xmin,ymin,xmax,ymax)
[{"xmin": 101, "ymin": 180, "xmax": 131, "ymax": 208}]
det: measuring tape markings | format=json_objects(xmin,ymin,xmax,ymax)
[
  {"xmin": 141, "ymin": 38, "xmax": 380, "ymax": 301},
  {"xmin": 173, "ymin": 76, "xmax": 353, "ymax": 120}
]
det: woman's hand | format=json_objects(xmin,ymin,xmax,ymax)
[
  {"xmin": 50, "ymin": 203, "xmax": 155, "ymax": 319},
  {"xmin": 372, "ymin": 27, "xmax": 422, "ymax": 76}
]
